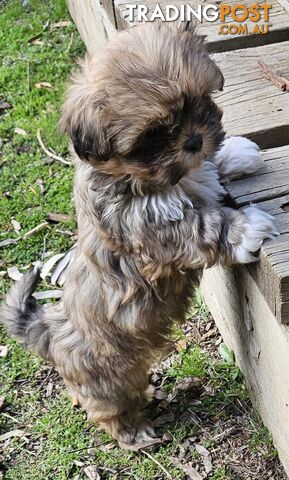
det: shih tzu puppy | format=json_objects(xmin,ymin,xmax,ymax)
[{"xmin": 0, "ymin": 22, "xmax": 277, "ymax": 445}]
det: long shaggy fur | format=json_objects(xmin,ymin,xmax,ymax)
[{"xmin": 0, "ymin": 22, "xmax": 277, "ymax": 444}]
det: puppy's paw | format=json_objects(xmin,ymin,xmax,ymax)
[
  {"xmin": 214, "ymin": 136, "xmax": 264, "ymax": 181},
  {"xmin": 234, "ymin": 206, "xmax": 278, "ymax": 264}
]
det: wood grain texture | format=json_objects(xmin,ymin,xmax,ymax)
[
  {"xmin": 213, "ymin": 41, "xmax": 289, "ymax": 148},
  {"xmin": 113, "ymin": 0, "xmax": 289, "ymax": 52},
  {"xmin": 67, "ymin": 0, "xmax": 116, "ymax": 56},
  {"xmin": 226, "ymin": 145, "xmax": 289, "ymax": 324},
  {"xmin": 201, "ymin": 266, "xmax": 289, "ymax": 474}
]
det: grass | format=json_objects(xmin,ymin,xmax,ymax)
[{"xmin": 0, "ymin": 1, "xmax": 283, "ymax": 479}]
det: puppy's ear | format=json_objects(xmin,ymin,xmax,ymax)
[{"xmin": 60, "ymin": 74, "xmax": 112, "ymax": 162}]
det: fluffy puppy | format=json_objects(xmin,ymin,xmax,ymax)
[{"xmin": 0, "ymin": 22, "xmax": 277, "ymax": 444}]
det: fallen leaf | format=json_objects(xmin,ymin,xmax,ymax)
[
  {"xmin": 170, "ymin": 458, "xmax": 203, "ymax": 480},
  {"xmin": 47, "ymin": 212, "xmax": 73, "ymax": 223},
  {"xmin": 50, "ymin": 20, "xmax": 72, "ymax": 28},
  {"xmin": 7, "ymin": 266, "xmax": 22, "ymax": 281},
  {"xmin": 154, "ymin": 389, "xmax": 167, "ymax": 400},
  {"xmin": 41, "ymin": 253, "xmax": 65, "ymax": 280},
  {"xmin": 0, "ymin": 429, "xmax": 25, "ymax": 442},
  {"xmin": 36, "ymin": 178, "xmax": 45, "ymax": 194},
  {"xmin": 14, "ymin": 127, "xmax": 27, "ymax": 136},
  {"xmin": 176, "ymin": 376, "xmax": 202, "ymax": 392},
  {"xmin": 0, "ymin": 100, "xmax": 11, "ymax": 111},
  {"xmin": 195, "ymin": 444, "xmax": 210, "ymax": 457},
  {"xmin": 119, "ymin": 437, "xmax": 162, "ymax": 451},
  {"xmin": 50, "ymin": 247, "xmax": 76, "ymax": 286},
  {"xmin": 35, "ymin": 82, "xmax": 53, "ymax": 89},
  {"xmin": 84, "ymin": 465, "xmax": 101, "ymax": 480},
  {"xmin": 162, "ymin": 432, "xmax": 173, "ymax": 442},
  {"xmin": 0, "ymin": 397, "xmax": 5, "ymax": 411},
  {"xmin": 33, "ymin": 290, "xmax": 62, "ymax": 300},
  {"xmin": 46, "ymin": 382, "xmax": 54, "ymax": 397},
  {"xmin": 11, "ymin": 219, "xmax": 21, "ymax": 232},
  {"xmin": 153, "ymin": 412, "xmax": 174, "ymax": 427},
  {"xmin": 0, "ymin": 346, "xmax": 9, "ymax": 358},
  {"xmin": 203, "ymin": 455, "xmax": 213, "ymax": 474},
  {"xmin": 0, "ymin": 238, "xmax": 18, "ymax": 248},
  {"xmin": 31, "ymin": 39, "xmax": 44, "ymax": 46},
  {"xmin": 175, "ymin": 339, "xmax": 187, "ymax": 351}
]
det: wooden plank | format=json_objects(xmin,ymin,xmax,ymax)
[
  {"xmin": 67, "ymin": 0, "xmax": 116, "ymax": 57},
  {"xmin": 224, "ymin": 145, "xmax": 289, "ymax": 324},
  {"xmin": 214, "ymin": 41, "xmax": 289, "ymax": 148},
  {"xmin": 113, "ymin": 0, "xmax": 289, "ymax": 52},
  {"xmin": 201, "ymin": 266, "xmax": 289, "ymax": 475}
]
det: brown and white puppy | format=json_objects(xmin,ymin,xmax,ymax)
[{"xmin": 0, "ymin": 22, "xmax": 277, "ymax": 445}]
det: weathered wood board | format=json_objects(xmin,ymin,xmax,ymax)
[
  {"xmin": 219, "ymin": 145, "xmax": 289, "ymax": 324},
  {"xmin": 113, "ymin": 0, "xmax": 289, "ymax": 52},
  {"xmin": 201, "ymin": 265, "xmax": 289, "ymax": 474},
  {"xmin": 214, "ymin": 41, "xmax": 289, "ymax": 148},
  {"xmin": 67, "ymin": 0, "xmax": 116, "ymax": 57}
]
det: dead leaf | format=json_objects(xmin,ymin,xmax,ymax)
[
  {"xmin": 50, "ymin": 247, "xmax": 76, "ymax": 286},
  {"xmin": 153, "ymin": 412, "xmax": 174, "ymax": 427},
  {"xmin": 0, "ymin": 346, "xmax": 9, "ymax": 358},
  {"xmin": 175, "ymin": 339, "xmax": 187, "ymax": 351},
  {"xmin": 30, "ymin": 39, "xmax": 44, "ymax": 46},
  {"xmin": 14, "ymin": 127, "xmax": 27, "ymax": 136},
  {"xmin": 258, "ymin": 60, "xmax": 289, "ymax": 92},
  {"xmin": 170, "ymin": 458, "xmax": 203, "ymax": 480},
  {"xmin": 0, "ymin": 100, "xmax": 11, "ymax": 112},
  {"xmin": 162, "ymin": 432, "xmax": 173, "ymax": 442},
  {"xmin": 11, "ymin": 219, "xmax": 21, "ymax": 232},
  {"xmin": 203, "ymin": 456, "xmax": 213, "ymax": 474},
  {"xmin": 46, "ymin": 382, "xmax": 54, "ymax": 397},
  {"xmin": 195, "ymin": 444, "xmax": 210, "ymax": 457},
  {"xmin": 0, "ymin": 429, "xmax": 25, "ymax": 442},
  {"xmin": 35, "ymin": 82, "xmax": 53, "ymax": 89},
  {"xmin": 50, "ymin": 20, "xmax": 72, "ymax": 29},
  {"xmin": 176, "ymin": 376, "xmax": 202, "ymax": 392},
  {"xmin": 41, "ymin": 253, "xmax": 65, "ymax": 280},
  {"xmin": 47, "ymin": 212, "xmax": 73, "ymax": 223},
  {"xmin": 154, "ymin": 389, "xmax": 167, "ymax": 400},
  {"xmin": 36, "ymin": 178, "xmax": 45, "ymax": 194},
  {"xmin": 119, "ymin": 437, "xmax": 162, "ymax": 451},
  {"xmin": 0, "ymin": 238, "xmax": 18, "ymax": 248},
  {"xmin": 33, "ymin": 290, "xmax": 62, "ymax": 300},
  {"xmin": 7, "ymin": 266, "xmax": 22, "ymax": 281},
  {"xmin": 0, "ymin": 397, "xmax": 5, "ymax": 411},
  {"xmin": 84, "ymin": 465, "xmax": 101, "ymax": 480}
]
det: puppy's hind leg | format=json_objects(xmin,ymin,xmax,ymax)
[{"xmin": 213, "ymin": 136, "xmax": 264, "ymax": 181}]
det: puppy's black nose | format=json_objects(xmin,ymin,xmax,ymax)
[{"xmin": 184, "ymin": 134, "xmax": 203, "ymax": 154}]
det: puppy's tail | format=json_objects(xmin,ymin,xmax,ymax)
[{"xmin": 0, "ymin": 266, "xmax": 51, "ymax": 359}]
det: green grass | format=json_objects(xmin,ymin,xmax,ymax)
[{"xmin": 0, "ymin": 2, "xmax": 282, "ymax": 479}]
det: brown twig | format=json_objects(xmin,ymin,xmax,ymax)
[
  {"xmin": 258, "ymin": 60, "xmax": 289, "ymax": 92},
  {"xmin": 37, "ymin": 129, "xmax": 71, "ymax": 165}
]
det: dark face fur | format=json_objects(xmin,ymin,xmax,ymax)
[{"xmin": 61, "ymin": 22, "xmax": 225, "ymax": 190}]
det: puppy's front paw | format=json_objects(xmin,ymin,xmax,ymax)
[
  {"xmin": 215, "ymin": 136, "xmax": 264, "ymax": 181},
  {"xmin": 234, "ymin": 206, "xmax": 278, "ymax": 264}
]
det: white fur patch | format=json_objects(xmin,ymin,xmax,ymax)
[
  {"xmin": 234, "ymin": 206, "xmax": 278, "ymax": 264},
  {"xmin": 213, "ymin": 136, "xmax": 264, "ymax": 180}
]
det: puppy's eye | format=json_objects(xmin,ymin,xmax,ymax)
[{"xmin": 144, "ymin": 125, "xmax": 169, "ymax": 141}]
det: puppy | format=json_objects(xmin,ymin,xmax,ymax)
[{"xmin": 0, "ymin": 22, "xmax": 277, "ymax": 445}]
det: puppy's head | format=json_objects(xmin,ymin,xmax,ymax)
[{"xmin": 61, "ymin": 22, "xmax": 225, "ymax": 189}]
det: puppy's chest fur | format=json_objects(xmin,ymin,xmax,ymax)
[{"xmin": 68, "ymin": 160, "xmax": 225, "ymax": 332}]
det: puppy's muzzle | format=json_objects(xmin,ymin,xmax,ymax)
[{"xmin": 184, "ymin": 133, "xmax": 203, "ymax": 154}]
